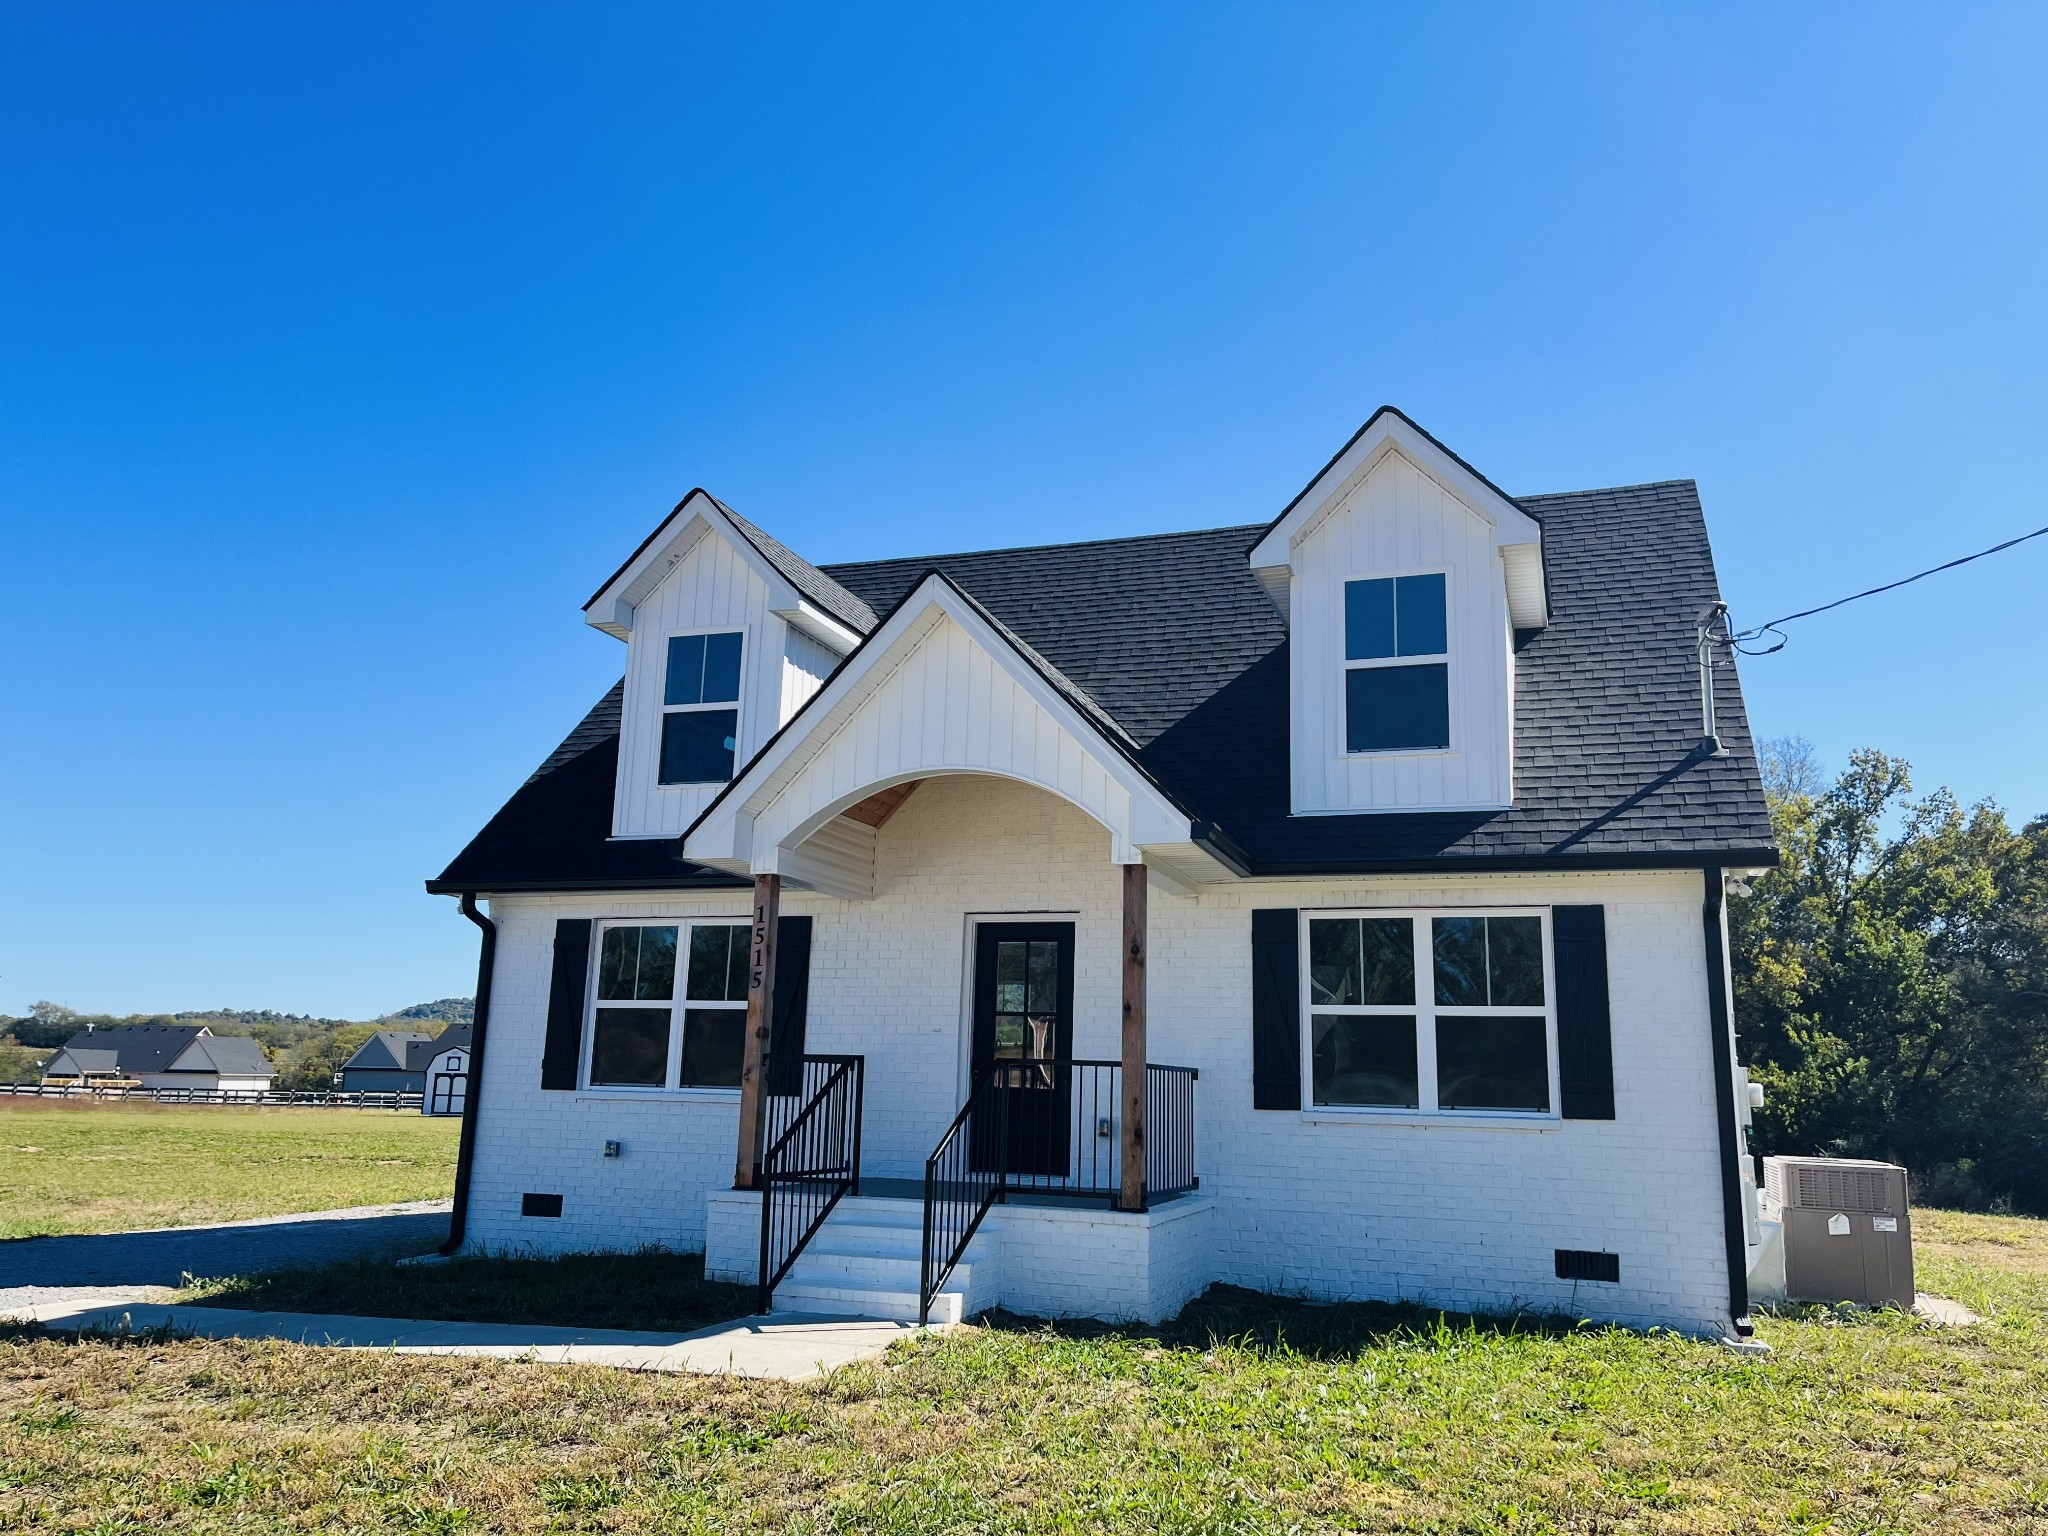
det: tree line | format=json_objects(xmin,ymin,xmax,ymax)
[{"xmin": 1733, "ymin": 741, "xmax": 2048, "ymax": 1214}]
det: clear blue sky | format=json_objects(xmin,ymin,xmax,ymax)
[{"xmin": 5, "ymin": 4, "xmax": 2046, "ymax": 1019}]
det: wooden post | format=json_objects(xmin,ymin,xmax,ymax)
[
  {"xmin": 733, "ymin": 873, "xmax": 780, "ymax": 1190},
  {"xmin": 1120, "ymin": 862, "xmax": 1148, "ymax": 1213}
]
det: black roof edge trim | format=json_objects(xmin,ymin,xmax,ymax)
[
  {"xmin": 1227, "ymin": 848, "xmax": 1782, "ymax": 880},
  {"xmin": 424, "ymin": 874, "xmax": 751, "ymax": 897},
  {"xmin": 678, "ymin": 566, "xmax": 1227, "ymax": 852},
  {"xmin": 1189, "ymin": 821, "xmax": 1254, "ymax": 878},
  {"xmin": 1259, "ymin": 406, "xmax": 1531, "ymax": 542},
  {"xmin": 583, "ymin": 490, "xmax": 710, "ymax": 613}
]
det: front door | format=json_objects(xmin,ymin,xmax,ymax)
[{"xmin": 971, "ymin": 922, "xmax": 1075, "ymax": 1177}]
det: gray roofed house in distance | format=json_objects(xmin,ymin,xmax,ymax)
[{"xmin": 41, "ymin": 1024, "xmax": 275, "ymax": 1093}]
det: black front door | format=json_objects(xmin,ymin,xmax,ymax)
[{"xmin": 971, "ymin": 922, "xmax": 1075, "ymax": 1177}]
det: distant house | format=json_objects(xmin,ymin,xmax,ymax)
[
  {"xmin": 337, "ymin": 1030, "xmax": 433, "ymax": 1094},
  {"xmin": 413, "ymin": 1022, "xmax": 472, "ymax": 1116},
  {"xmin": 42, "ymin": 1025, "xmax": 274, "ymax": 1094}
]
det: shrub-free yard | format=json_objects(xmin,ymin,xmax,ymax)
[
  {"xmin": 3, "ymin": 1207, "xmax": 2045, "ymax": 1533},
  {"xmin": 180, "ymin": 1248, "xmax": 755, "ymax": 1336},
  {"xmin": 0, "ymin": 1104, "xmax": 457, "ymax": 1239}
]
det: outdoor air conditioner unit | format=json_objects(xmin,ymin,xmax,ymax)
[{"xmin": 1759, "ymin": 1155, "xmax": 1914, "ymax": 1309}]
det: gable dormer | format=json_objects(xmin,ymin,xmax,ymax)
[
  {"xmin": 1249, "ymin": 409, "xmax": 1547, "ymax": 816},
  {"xmin": 584, "ymin": 491, "xmax": 871, "ymax": 839}
]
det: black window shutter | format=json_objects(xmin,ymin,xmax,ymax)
[
  {"xmin": 540, "ymin": 919, "xmax": 593, "ymax": 1091},
  {"xmin": 767, "ymin": 915, "xmax": 813, "ymax": 1096},
  {"xmin": 1251, "ymin": 908, "xmax": 1302, "ymax": 1110},
  {"xmin": 1554, "ymin": 904, "xmax": 1616, "ymax": 1120}
]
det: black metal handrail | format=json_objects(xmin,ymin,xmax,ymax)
[
  {"xmin": 756, "ymin": 1053, "xmax": 864, "ymax": 1313},
  {"xmin": 919, "ymin": 1058, "xmax": 1198, "ymax": 1323}
]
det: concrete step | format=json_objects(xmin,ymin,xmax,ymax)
[
  {"xmin": 783, "ymin": 1251, "xmax": 976, "ymax": 1292},
  {"xmin": 773, "ymin": 1282, "xmax": 966, "ymax": 1325},
  {"xmin": 805, "ymin": 1226, "xmax": 990, "ymax": 1263}
]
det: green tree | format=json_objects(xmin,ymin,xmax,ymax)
[{"xmin": 1733, "ymin": 741, "xmax": 2047, "ymax": 1211}]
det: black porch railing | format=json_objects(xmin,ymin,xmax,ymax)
[
  {"xmin": 756, "ymin": 1053, "xmax": 864, "ymax": 1314},
  {"xmin": 920, "ymin": 1059, "xmax": 1198, "ymax": 1323}
]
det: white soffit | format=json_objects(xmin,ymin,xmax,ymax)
[
  {"xmin": 581, "ymin": 490, "xmax": 861, "ymax": 651},
  {"xmin": 1248, "ymin": 409, "xmax": 1548, "ymax": 629}
]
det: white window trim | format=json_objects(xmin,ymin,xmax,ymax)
[
  {"xmin": 656, "ymin": 625, "xmax": 749, "ymax": 788},
  {"xmin": 1340, "ymin": 567, "xmax": 1454, "ymax": 758},
  {"xmin": 1298, "ymin": 906, "xmax": 1561, "ymax": 1122},
  {"xmin": 581, "ymin": 917, "xmax": 750, "ymax": 1095}
]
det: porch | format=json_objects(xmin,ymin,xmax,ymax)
[{"xmin": 704, "ymin": 1047, "xmax": 1203, "ymax": 1323}]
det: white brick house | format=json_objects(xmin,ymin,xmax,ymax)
[{"xmin": 429, "ymin": 408, "xmax": 1777, "ymax": 1338}]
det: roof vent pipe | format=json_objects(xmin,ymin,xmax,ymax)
[{"xmin": 1696, "ymin": 602, "xmax": 1729, "ymax": 758}]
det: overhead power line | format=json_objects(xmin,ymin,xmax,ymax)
[{"xmin": 1728, "ymin": 520, "xmax": 2048, "ymax": 655}]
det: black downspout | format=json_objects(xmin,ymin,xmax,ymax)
[
  {"xmin": 1701, "ymin": 866, "xmax": 1753, "ymax": 1336},
  {"xmin": 439, "ymin": 892, "xmax": 496, "ymax": 1257}
]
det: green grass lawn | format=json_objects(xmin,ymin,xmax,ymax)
[
  {"xmin": 2, "ymin": 1207, "xmax": 2045, "ymax": 1532},
  {"xmin": 0, "ymin": 1104, "xmax": 458, "ymax": 1239},
  {"xmin": 180, "ymin": 1248, "xmax": 755, "ymax": 1335}
]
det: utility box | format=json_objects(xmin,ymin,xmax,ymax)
[{"xmin": 1760, "ymin": 1156, "xmax": 1914, "ymax": 1309}]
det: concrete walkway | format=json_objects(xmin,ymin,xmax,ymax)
[
  {"xmin": 3, "ymin": 1293, "xmax": 921, "ymax": 1380},
  {"xmin": 0, "ymin": 1200, "xmax": 453, "ymax": 1293}
]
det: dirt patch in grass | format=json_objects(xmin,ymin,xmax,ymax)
[
  {"xmin": 179, "ymin": 1248, "xmax": 755, "ymax": 1335},
  {"xmin": 2, "ymin": 1209, "xmax": 2044, "ymax": 1533},
  {"xmin": 0, "ymin": 1104, "xmax": 456, "ymax": 1239}
]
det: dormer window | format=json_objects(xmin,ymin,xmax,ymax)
[
  {"xmin": 1344, "ymin": 573, "xmax": 1449, "ymax": 753},
  {"xmin": 660, "ymin": 630, "xmax": 743, "ymax": 784}
]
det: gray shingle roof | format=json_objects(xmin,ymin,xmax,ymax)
[
  {"xmin": 407, "ymin": 1021, "xmax": 473, "ymax": 1071},
  {"xmin": 183, "ymin": 1034, "xmax": 274, "ymax": 1077},
  {"xmin": 57, "ymin": 1024, "xmax": 206, "ymax": 1076},
  {"xmin": 432, "ymin": 478, "xmax": 1773, "ymax": 891},
  {"xmin": 712, "ymin": 499, "xmax": 878, "ymax": 635},
  {"xmin": 343, "ymin": 1031, "xmax": 432, "ymax": 1072}
]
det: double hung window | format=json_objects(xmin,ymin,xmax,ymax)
[
  {"xmin": 588, "ymin": 920, "xmax": 750, "ymax": 1090},
  {"xmin": 659, "ymin": 631, "xmax": 743, "ymax": 784},
  {"xmin": 1344, "ymin": 573, "xmax": 1449, "ymax": 752},
  {"xmin": 1307, "ymin": 909, "xmax": 1554, "ymax": 1115}
]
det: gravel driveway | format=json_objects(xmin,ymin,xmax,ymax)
[{"xmin": 0, "ymin": 1200, "xmax": 452, "ymax": 1313}]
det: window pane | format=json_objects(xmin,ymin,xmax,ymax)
[
  {"xmin": 994, "ymin": 1015, "xmax": 1026, "ymax": 1058},
  {"xmin": 1344, "ymin": 578, "xmax": 1396, "ymax": 660},
  {"xmin": 680, "ymin": 1009, "xmax": 745, "ymax": 1088},
  {"xmin": 597, "ymin": 927, "xmax": 637, "ymax": 1001},
  {"xmin": 1358, "ymin": 918, "xmax": 1416, "ymax": 1004},
  {"xmin": 1433, "ymin": 917, "xmax": 1488, "ymax": 1006},
  {"xmin": 701, "ymin": 631, "xmax": 743, "ymax": 703},
  {"xmin": 1487, "ymin": 916, "xmax": 1544, "ymax": 1006},
  {"xmin": 590, "ymin": 1007, "xmax": 670, "ymax": 1086},
  {"xmin": 659, "ymin": 708, "xmax": 739, "ymax": 784},
  {"xmin": 1345, "ymin": 664, "xmax": 1450, "ymax": 752},
  {"xmin": 995, "ymin": 941, "xmax": 1027, "ymax": 1014},
  {"xmin": 687, "ymin": 925, "xmax": 746, "ymax": 1002},
  {"xmin": 1308, "ymin": 918, "xmax": 1361, "ymax": 1006},
  {"xmin": 635, "ymin": 926, "xmax": 677, "ymax": 1000},
  {"xmin": 1436, "ymin": 1017, "xmax": 1549, "ymax": 1111},
  {"xmin": 1026, "ymin": 940, "xmax": 1058, "ymax": 1013},
  {"xmin": 664, "ymin": 634, "xmax": 707, "ymax": 707},
  {"xmin": 1312, "ymin": 1015, "xmax": 1419, "ymax": 1107},
  {"xmin": 725, "ymin": 925, "xmax": 750, "ymax": 1001},
  {"xmin": 1395, "ymin": 573, "xmax": 1448, "ymax": 656}
]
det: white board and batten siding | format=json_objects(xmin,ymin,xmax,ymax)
[
  {"xmin": 1288, "ymin": 449, "xmax": 1515, "ymax": 815},
  {"xmin": 611, "ymin": 532, "xmax": 822, "ymax": 840},
  {"xmin": 748, "ymin": 609, "xmax": 1142, "ymax": 869}
]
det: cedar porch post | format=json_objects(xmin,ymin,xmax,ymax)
[
  {"xmin": 1119, "ymin": 862, "xmax": 1148, "ymax": 1212},
  {"xmin": 733, "ymin": 873, "xmax": 780, "ymax": 1190}
]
